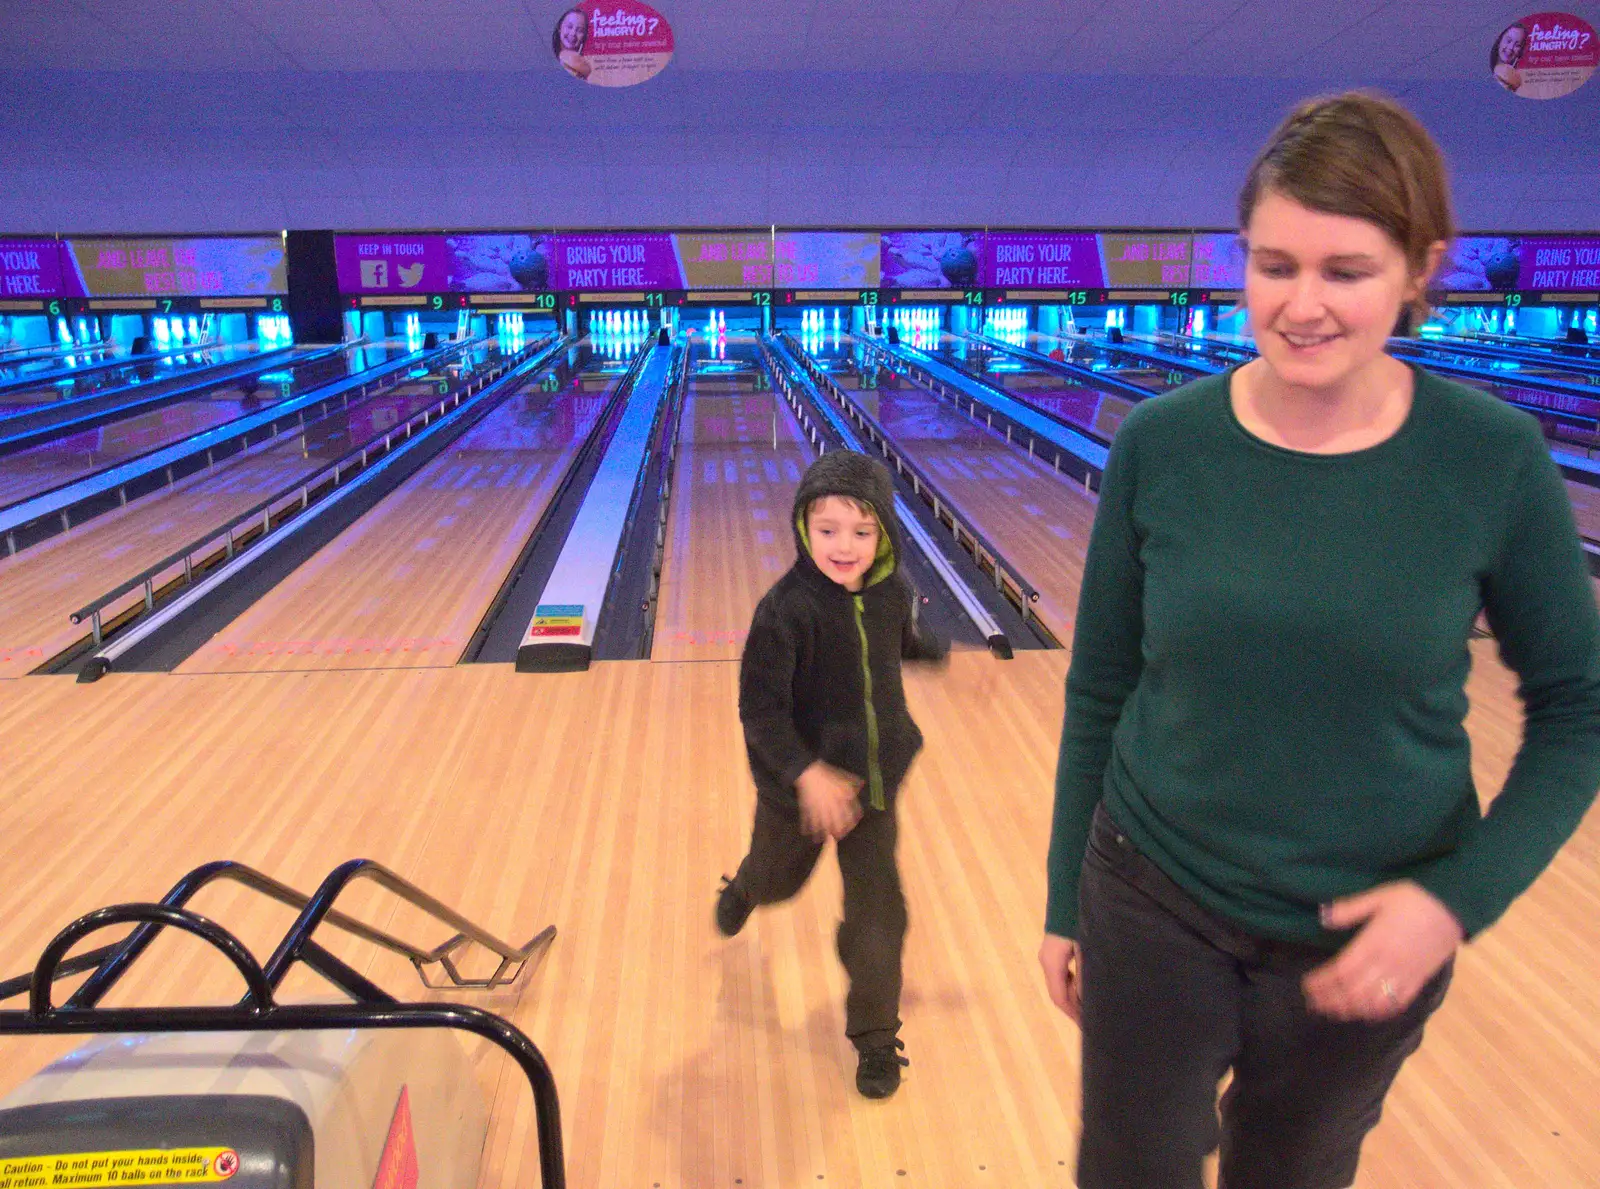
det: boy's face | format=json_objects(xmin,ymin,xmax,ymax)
[{"xmin": 807, "ymin": 496, "xmax": 881, "ymax": 592}]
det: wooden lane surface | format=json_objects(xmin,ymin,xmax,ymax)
[
  {"xmin": 0, "ymin": 349, "xmax": 375, "ymax": 507},
  {"xmin": 1020, "ymin": 330, "xmax": 1185, "ymax": 395},
  {"xmin": 174, "ymin": 372, "xmax": 612, "ymax": 674},
  {"xmin": 981, "ymin": 364, "xmax": 1137, "ymax": 441},
  {"xmin": 0, "ymin": 642, "xmax": 1596, "ymax": 1187},
  {"xmin": 0, "ymin": 382, "xmax": 453, "ymax": 681},
  {"xmin": 835, "ymin": 364, "xmax": 1093, "ymax": 642},
  {"xmin": 921, "ymin": 338, "xmax": 1134, "ymax": 443},
  {"xmin": 1566, "ymin": 478, "xmax": 1600, "ymax": 542},
  {"xmin": 650, "ymin": 366, "xmax": 812, "ymax": 663},
  {"xmin": 984, "ymin": 338, "xmax": 1600, "ymax": 544}
]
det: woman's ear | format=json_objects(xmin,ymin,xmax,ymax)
[{"xmin": 1412, "ymin": 240, "xmax": 1448, "ymax": 301}]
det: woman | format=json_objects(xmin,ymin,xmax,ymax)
[
  {"xmin": 552, "ymin": 7, "xmax": 592, "ymax": 80},
  {"xmin": 1492, "ymin": 22, "xmax": 1527, "ymax": 91},
  {"xmin": 1039, "ymin": 91, "xmax": 1600, "ymax": 1189}
]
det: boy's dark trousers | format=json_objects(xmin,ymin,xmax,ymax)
[{"xmin": 731, "ymin": 798, "xmax": 906, "ymax": 1051}]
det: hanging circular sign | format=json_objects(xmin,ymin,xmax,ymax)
[
  {"xmin": 552, "ymin": 1, "xmax": 674, "ymax": 88},
  {"xmin": 1490, "ymin": 12, "xmax": 1597, "ymax": 99}
]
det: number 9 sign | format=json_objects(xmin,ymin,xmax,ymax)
[{"xmin": 430, "ymin": 295, "xmax": 444, "ymax": 311}]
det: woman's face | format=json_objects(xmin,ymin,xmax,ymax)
[
  {"xmin": 560, "ymin": 10, "xmax": 587, "ymax": 50},
  {"xmin": 1244, "ymin": 189, "xmax": 1426, "ymax": 393},
  {"xmin": 1498, "ymin": 26, "xmax": 1525, "ymax": 64}
]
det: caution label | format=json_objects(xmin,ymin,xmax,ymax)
[{"xmin": 0, "ymin": 1147, "xmax": 239, "ymax": 1186}]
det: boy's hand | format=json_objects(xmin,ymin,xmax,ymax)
[{"xmin": 796, "ymin": 762, "xmax": 864, "ymax": 840}]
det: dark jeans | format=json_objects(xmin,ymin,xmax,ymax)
[
  {"xmin": 1077, "ymin": 803, "xmax": 1453, "ymax": 1189},
  {"xmin": 732, "ymin": 798, "xmax": 906, "ymax": 1051}
]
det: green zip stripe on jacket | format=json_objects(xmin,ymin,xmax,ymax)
[{"xmin": 853, "ymin": 594, "xmax": 885, "ymax": 810}]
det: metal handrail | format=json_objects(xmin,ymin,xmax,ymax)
[
  {"xmin": 5, "ymin": 858, "xmax": 540, "ymax": 1012},
  {"xmin": 31, "ymin": 904, "xmax": 275, "ymax": 1016},
  {"xmin": 0, "ymin": 877, "xmax": 565, "ymax": 1189},
  {"xmin": 68, "ymin": 336, "xmax": 554, "ymax": 645},
  {"xmin": 775, "ymin": 332, "xmax": 1049, "ymax": 630},
  {"xmin": 2, "ymin": 855, "xmax": 558, "ymax": 1015},
  {"xmin": 260, "ymin": 859, "xmax": 555, "ymax": 993}
]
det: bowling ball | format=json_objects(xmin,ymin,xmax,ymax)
[
  {"xmin": 1483, "ymin": 245, "xmax": 1521, "ymax": 291},
  {"xmin": 939, "ymin": 246, "xmax": 978, "ymax": 287},
  {"xmin": 509, "ymin": 250, "xmax": 550, "ymax": 290}
]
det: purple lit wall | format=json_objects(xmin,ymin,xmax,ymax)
[{"xmin": 0, "ymin": 69, "xmax": 1594, "ymax": 233}]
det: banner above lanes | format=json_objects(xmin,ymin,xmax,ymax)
[
  {"xmin": 1, "ymin": 236, "xmax": 287, "ymax": 299},
  {"xmin": 1438, "ymin": 235, "xmax": 1600, "ymax": 291},
  {"xmin": 328, "ymin": 230, "xmax": 1600, "ymax": 296}
]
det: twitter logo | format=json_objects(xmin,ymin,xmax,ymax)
[{"xmin": 398, "ymin": 263, "xmax": 425, "ymax": 288}]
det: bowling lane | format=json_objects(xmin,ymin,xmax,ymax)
[
  {"xmin": 1564, "ymin": 479, "xmax": 1600, "ymax": 543},
  {"xmin": 175, "ymin": 351, "xmax": 613, "ymax": 674},
  {"xmin": 921, "ymin": 332, "xmax": 1156, "ymax": 443},
  {"xmin": 1012, "ymin": 329, "xmax": 1208, "ymax": 390},
  {"xmin": 1157, "ymin": 328, "xmax": 1600, "ymax": 409},
  {"xmin": 1393, "ymin": 340, "xmax": 1600, "ymax": 387},
  {"xmin": 1098, "ymin": 330, "xmax": 1600, "ymax": 551},
  {"xmin": 0, "ymin": 366, "xmax": 473, "ymax": 680},
  {"xmin": 0, "ymin": 342, "xmax": 265, "ymax": 413},
  {"xmin": 0, "ymin": 343, "xmax": 120, "ymax": 386},
  {"xmin": 1445, "ymin": 330, "xmax": 1600, "ymax": 366},
  {"xmin": 651, "ymin": 340, "xmax": 811, "ymax": 662},
  {"xmin": 825, "ymin": 339, "xmax": 1095, "ymax": 641},
  {"xmin": 0, "ymin": 344, "xmax": 408, "ymax": 508}
]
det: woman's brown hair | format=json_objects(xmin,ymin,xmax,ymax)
[{"xmin": 1238, "ymin": 92, "xmax": 1456, "ymax": 327}]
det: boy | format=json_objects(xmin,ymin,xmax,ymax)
[{"xmin": 716, "ymin": 450, "xmax": 946, "ymax": 1100}]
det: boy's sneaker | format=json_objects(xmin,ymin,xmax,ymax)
[
  {"xmin": 716, "ymin": 875, "xmax": 753, "ymax": 937},
  {"xmin": 855, "ymin": 1038, "xmax": 908, "ymax": 1099}
]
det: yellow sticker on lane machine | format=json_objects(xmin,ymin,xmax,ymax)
[{"xmin": 0, "ymin": 1146, "xmax": 240, "ymax": 1186}]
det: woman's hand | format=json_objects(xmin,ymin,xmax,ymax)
[
  {"xmin": 1302, "ymin": 881, "xmax": 1463, "ymax": 1021},
  {"xmin": 1039, "ymin": 933, "xmax": 1083, "ymax": 1023}
]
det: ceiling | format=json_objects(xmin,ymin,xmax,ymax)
[
  {"xmin": 1, "ymin": 1, "xmax": 1593, "ymax": 232},
  {"xmin": 0, "ymin": 0, "xmax": 1554, "ymax": 79}
]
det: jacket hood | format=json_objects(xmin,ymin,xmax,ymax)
[{"xmin": 791, "ymin": 450, "xmax": 902, "ymax": 590}]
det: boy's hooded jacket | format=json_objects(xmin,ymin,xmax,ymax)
[{"xmin": 739, "ymin": 451, "xmax": 946, "ymax": 813}]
